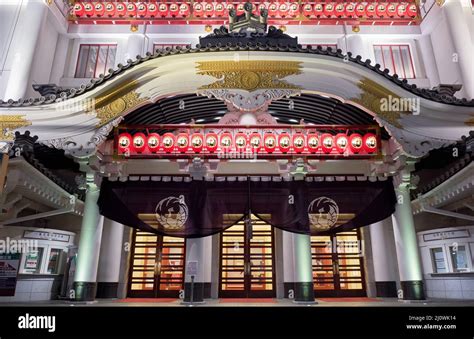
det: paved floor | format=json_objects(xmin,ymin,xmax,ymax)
[{"xmin": 1, "ymin": 298, "xmax": 474, "ymax": 307}]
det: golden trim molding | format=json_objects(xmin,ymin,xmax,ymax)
[
  {"xmin": 93, "ymin": 90, "xmax": 147, "ymax": 127},
  {"xmin": 0, "ymin": 115, "xmax": 31, "ymax": 141},
  {"xmin": 196, "ymin": 60, "xmax": 302, "ymax": 91}
]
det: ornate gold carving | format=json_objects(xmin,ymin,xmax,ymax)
[
  {"xmin": 196, "ymin": 61, "xmax": 302, "ymax": 91},
  {"xmin": 94, "ymin": 91, "xmax": 146, "ymax": 127},
  {"xmin": 0, "ymin": 115, "xmax": 31, "ymax": 141},
  {"xmin": 465, "ymin": 115, "xmax": 474, "ymax": 126},
  {"xmin": 351, "ymin": 77, "xmax": 413, "ymax": 128}
]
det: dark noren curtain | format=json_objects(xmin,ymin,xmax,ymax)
[{"xmin": 98, "ymin": 177, "xmax": 396, "ymax": 238}]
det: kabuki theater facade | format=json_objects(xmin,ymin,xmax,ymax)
[{"xmin": 0, "ymin": 0, "xmax": 473, "ymax": 306}]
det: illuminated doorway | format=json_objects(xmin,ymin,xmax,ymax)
[
  {"xmin": 219, "ymin": 216, "xmax": 276, "ymax": 298},
  {"xmin": 127, "ymin": 230, "xmax": 186, "ymax": 298},
  {"xmin": 311, "ymin": 230, "xmax": 366, "ymax": 297}
]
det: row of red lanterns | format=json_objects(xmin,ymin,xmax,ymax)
[
  {"xmin": 117, "ymin": 131, "xmax": 378, "ymax": 155},
  {"xmin": 73, "ymin": 2, "xmax": 418, "ymax": 19}
]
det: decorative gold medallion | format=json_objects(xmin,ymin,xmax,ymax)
[{"xmin": 0, "ymin": 115, "xmax": 31, "ymax": 141}]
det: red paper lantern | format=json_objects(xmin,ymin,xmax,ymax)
[
  {"xmin": 386, "ymin": 3, "xmax": 397, "ymax": 17},
  {"xmin": 363, "ymin": 134, "xmax": 377, "ymax": 153},
  {"xmin": 118, "ymin": 133, "xmax": 132, "ymax": 154},
  {"xmin": 376, "ymin": 3, "xmax": 387, "ymax": 18},
  {"xmin": 137, "ymin": 3, "xmax": 147, "ymax": 17},
  {"xmin": 204, "ymin": 2, "xmax": 215, "ymax": 17},
  {"xmin": 324, "ymin": 3, "xmax": 335, "ymax": 18},
  {"xmin": 249, "ymin": 133, "xmax": 262, "ymax": 152},
  {"xmin": 321, "ymin": 133, "xmax": 334, "ymax": 154},
  {"xmin": 288, "ymin": 3, "xmax": 299, "ymax": 18},
  {"xmin": 215, "ymin": 3, "xmax": 225, "ymax": 17},
  {"xmin": 257, "ymin": 3, "xmax": 267, "ymax": 14},
  {"xmin": 397, "ymin": 3, "xmax": 407, "ymax": 17},
  {"xmin": 162, "ymin": 133, "xmax": 175, "ymax": 153},
  {"xmin": 335, "ymin": 133, "xmax": 349, "ymax": 154},
  {"xmin": 176, "ymin": 133, "xmax": 189, "ymax": 153},
  {"xmin": 302, "ymin": 4, "xmax": 313, "ymax": 17},
  {"xmin": 366, "ymin": 3, "xmax": 376, "ymax": 18},
  {"xmin": 126, "ymin": 3, "xmax": 137, "ymax": 17},
  {"xmin": 235, "ymin": 132, "xmax": 248, "ymax": 151},
  {"xmin": 345, "ymin": 3, "xmax": 356, "ymax": 18},
  {"xmin": 335, "ymin": 3, "xmax": 345, "ymax": 18},
  {"xmin": 94, "ymin": 3, "xmax": 105, "ymax": 17},
  {"xmin": 158, "ymin": 3, "xmax": 168, "ymax": 18},
  {"xmin": 205, "ymin": 133, "xmax": 218, "ymax": 152},
  {"xmin": 307, "ymin": 134, "xmax": 319, "ymax": 153},
  {"xmin": 264, "ymin": 133, "xmax": 277, "ymax": 153},
  {"xmin": 219, "ymin": 132, "xmax": 233, "ymax": 151},
  {"xmin": 193, "ymin": 3, "xmax": 204, "ymax": 17},
  {"xmin": 279, "ymin": 3, "xmax": 289, "ymax": 18},
  {"xmin": 268, "ymin": 2, "xmax": 279, "ymax": 17},
  {"xmin": 236, "ymin": 3, "xmax": 245, "ymax": 15},
  {"xmin": 292, "ymin": 134, "xmax": 305, "ymax": 153},
  {"xmin": 116, "ymin": 3, "xmax": 127, "ymax": 17},
  {"xmin": 278, "ymin": 133, "xmax": 291, "ymax": 153},
  {"xmin": 349, "ymin": 134, "xmax": 363, "ymax": 154},
  {"xmin": 355, "ymin": 3, "xmax": 366, "ymax": 18},
  {"xmin": 104, "ymin": 3, "xmax": 116, "ymax": 17},
  {"xmin": 169, "ymin": 3, "xmax": 180, "ymax": 17},
  {"xmin": 147, "ymin": 133, "xmax": 160, "ymax": 153},
  {"xmin": 73, "ymin": 3, "xmax": 85, "ymax": 17},
  {"xmin": 132, "ymin": 133, "xmax": 147, "ymax": 153},
  {"xmin": 226, "ymin": 3, "xmax": 235, "ymax": 15},
  {"xmin": 314, "ymin": 3, "xmax": 324, "ymax": 17},
  {"xmin": 407, "ymin": 4, "xmax": 418, "ymax": 18},
  {"xmin": 191, "ymin": 133, "xmax": 204, "ymax": 153},
  {"xmin": 178, "ymin": 4, "xmax": 190, "ymax": 17},
  {"xmin": 147, "ymin": 3, "xmax": 158, "ymax": 17},
  {"xmin": 84, "ymin": 3, "xmax": 94, "ymax": 17}
]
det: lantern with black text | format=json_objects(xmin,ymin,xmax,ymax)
[
  {"xmin": 279, "ymin": 2, "xmax": 289, "ymax": 17},
  {"xmin": 191, "ymin": 133, "xmax": 204, "ymax": 153},
  {"xmin": 349, "ymin": 134, "xmax": 363, "ymax": 154},
  {"xmin": 335, "ymin": 133, "xmax": 349, "ymax": 154},
  {"xmin": 84, "ymin": 3, "xmax": 94, "ymax": 17},
  {"xmin": 147, "ymin": 3, "xmax": 159, "ymax": 17},
  {"xmin": 126, "ymin": 3, "xmax": 137, "ymax": 17},
  {"xmin": 158, "ymin": 3, "xmax": 168, "ymax": 17},
  {"xmin": 249, "ymin": 133, "xmax": 262, "ymax": 152},
  {"xmin": 279, "ymin": 133, "xmax": 291, "ymax": 153},
  {"xmin": 264, "ymin": 133, "xmax": 277, "ymax": 153},
  {"xmin": 366, "ymin": 3, "xmax": 376, "ymax": 18},
  {"xmin": 204, "ymin": 2, "xmax": 214, "ymax": 17},
  {"xmin": 94, "ymin": 3, "xmax": 105, "ymax": 17},
  {"xmin": 118, "ymin": 133, "xmax": 132, "ymax": 154},
  {"xmin": 345, "ymin": 3, "xmax": 356, "ymax": 18},
  {"xmin": 236, "ymin": 3, "xmax": 245, "ymax": 15},
  {"xmin": 303, "ymin": 4, "xmax": 313, "ymax": 17},
  {"xmin": 307, "ymin": 134, "xmax": 319, "ymax": 153},
  {"xmin": 162, "ymin": 133, "xmax": 175, "ymax": 153},
  {"xmin": 363, "ymin": 134, "xmax": 377, "ymax": 153},
  {"xmin": 116, "ymin": 3, "xmax": 126, "ymax": 17},
  {"xmin": 258, "ymin": 3, "xmax": 267, "ymax": 13},
  {"xmin": 376, "ymin": 3, "xmax": 387, "ymax": 18},
  {"xmin": 179, "ymin": 3, "xmax": 190, "ymax": 17},
  {"xmin": 335, "ymin": 3, "xmax": 345, "ymax": 18},
  {"xmin": 147, "ymin": 133, "xmax": 160, "ymax": 153},
  {"xmin": 407, "ymin": 4, "xmax": 417, "ymax": 18},
  {"xmin": 205, "ymin": 133, "xmax": 218, "ymax": 152},
  {"xmin": 321, "ymin": 134, "xmax": 334, "ymax": 154},
  {"xmin": 292, "ymin": 134, "xmax": 305, "ymax": 153},
  {"xmin": 324, "ymin": 3, "xmax": 335, "ymax": 17},
  {"xmin": 397, "ymin": 3, "xmax": 407, "ymax": 17},
  {"xmin": 137, "ymin": 3, "xmax": 147, "ymax": 17},
  {"xmin": 386, "ymin": 3, "xmax": 397, "ymax": 17},
  {"xmin": 220, "ymin": 132, "xmax": 233, "ymax": 151},
  {"xmin": 268, "ymin": 2, "xmax": 279, "ymax": 17},
  {"xmin": 193, "ymin": 2, "xmax": 204, "ymax": 17},
  {"xmin": 215, "ymin": 3, "xmax": 225, "ymax": 17},
  {"xmin": 133, "ymin": 133, "xmax": 146, "ymax": 153},
  {"xmin": 314, "ymin": 3, "xmax": 324, "ymax": 17},
  {"xmin": 105, "ymin": 3, "xmax": 116, "ymax": 17},
  {"xmin": 288, "ymin": 2, "xmax": 299, "ymax": 17},
  {"xmin": 176, "ymin": 133, "xmax": 189, "ymax": 153},
  {"xmin": 355, "ymin": 3, "xmax": 365, "ymax": 17},
  {"xmin": 235, "ymin": 132, "xmax": 247, "ymax": 151},
  {"xmin": 169, "ymin": 3, "xmax": 179, "ymax": 17},
  {"xmin": 73, "ymin": 3, "xmax": 84, "ymax": 17}
]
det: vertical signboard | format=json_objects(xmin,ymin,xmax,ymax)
[{"xmin": 0, "ymin": 253, "xmax": 20, "ymax": 296}]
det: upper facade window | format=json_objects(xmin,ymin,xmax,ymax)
[
  {"xmin": 75, "ymin": 44, "xmax": 117, "ymax": 78},
  {"xmin": 373, "ymin": 44, "xmax": 415, "ymax": 79}
]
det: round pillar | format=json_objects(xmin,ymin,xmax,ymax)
[
  {"xmin": 96, "ymin": 218, "xmax": 124, "ymax": 299},
  {"xmin": 73, "ymin": 174, "xmax": 104, "ymax": 301},
  {"xmin": 282, "ymin": 231, "xmax": 295, "ymax": 298},
  {"xmin": 184, "ymin": 236, "xmax": 212, "ymax": 302},
  {"xmin": 369, "ymin": 218, "xmax": 399, "ymax": 297},
  {"xmin": 293, "ymin": 233, "xmax": 315, "ymax": 303}
]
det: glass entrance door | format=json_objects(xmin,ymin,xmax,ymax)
[
  {"xmin": 128, "ymin": 230, "xmax": 186, "ymax": 298},
  {"xmin": 220, "ymin": 216, "xmax": 275, "ymax": 298},
  {"xmin": 311, "ymin": 230, "xmax": 366, "ymax": 297}
]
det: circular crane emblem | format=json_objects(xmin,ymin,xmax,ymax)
[
  {"xmin": 155, "ymin": 196, "xmax": 188, "ymax": 230},
  {"xmin": 308, "ymin": 197, "xmax": 339, "ymax": 231}
]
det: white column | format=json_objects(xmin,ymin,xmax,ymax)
[
  {"xmin": 184, "ymin": 236, "xmax": 212, "ymax": 302},
  {"xmin": 292, "ymin": 233, "xmax": 315, "ymax": 303},
  {"xmin": 370, "ymin": 218, "xmax": 399, "ymax": 297},
  {"xmin": 3, "ymin": 0, "xmax": 48, "ymax": 100},
  {"xmin": 282, "ymin": 231, "xmax": 295, "ymax": 298},
  {"xmin": 391, "ymin": 173, "xmax": 425, "ymax": 300},
  {"xmin": 125, "ymin": 34, "xmax": 145, "ymax": 61},
  {"xmin": 73, "ymin": 173, "xmax": 104, "ymax": 301},
  {"xmin": 49, "ymin": 34, "xmax": 69, "ymax": 85},
  {"xmin": 443, "ymin": 0, "xmax": 474, "ymax": 99},
  {"xmin": 96, "ymin": 218, "xmax": 124, "ymax": 298},
  {"xmin": 345, "ymin": 34, "xmax": 366, "ymax": 59},
  {"xmin": 418, "ymin": 35, "xmax": 441, "ymax": 88}
]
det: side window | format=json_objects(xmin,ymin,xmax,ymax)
[
  {"xmin": 373, "ymin": 44, "xmax": 415, "ymax": 79},
  {"xmin": 75, "ymin": 44, "xmax": 117, "ymax": 78}
]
